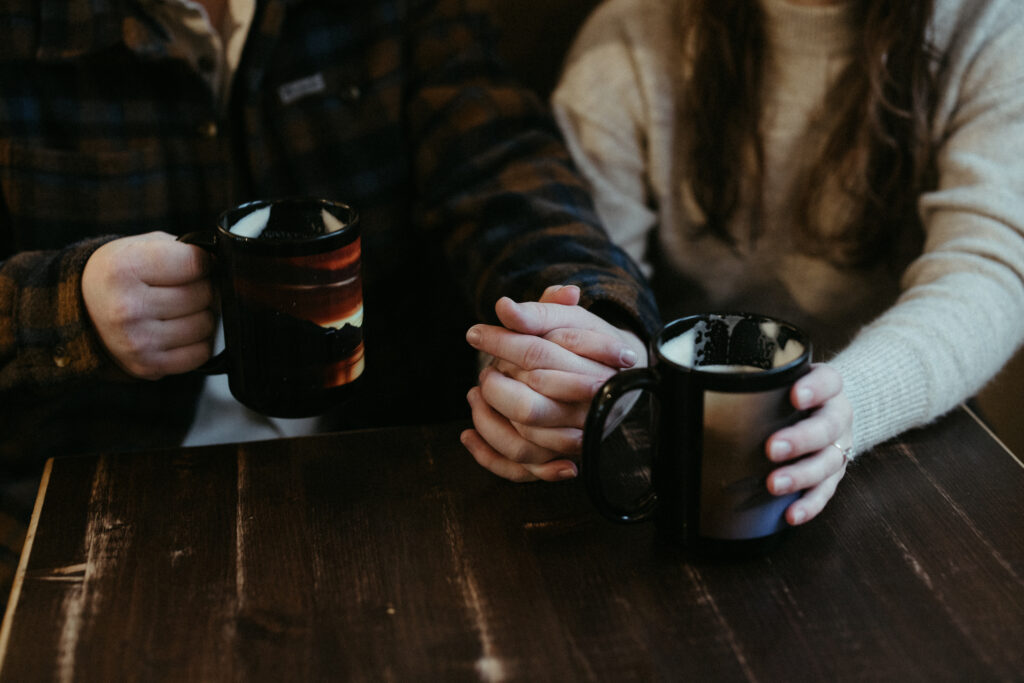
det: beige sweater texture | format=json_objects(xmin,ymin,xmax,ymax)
[{"xmin": 553, "ymin": 0, "xmax": 1024, "ymax": 455}]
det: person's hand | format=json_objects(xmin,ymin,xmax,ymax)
[
  {"xmin": 764, "ymin": 364, "xmax": 853, "ymax": 525},
  {"xmin": 461, "ymin": 284, "xmax": 647, "ymax": 483},
  {"xmin": 81, "ymin": 232, "xmax": 215, "ymax": 380}
]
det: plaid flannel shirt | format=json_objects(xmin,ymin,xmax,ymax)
[{"xmin": 0, "ymin": 0, "xmax": 660, "ymax": 602}]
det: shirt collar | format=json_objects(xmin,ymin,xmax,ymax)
[
  {"xmin": 33, "ymin": 0, "xmax": 302, "ymax": 62},
  {"xmin": 759, "ymin": 0, "xmax": 858, "ymax": 56},
  {"xmin": 35, "ymin": 0, "xmax": 166, "ymax": 60}
]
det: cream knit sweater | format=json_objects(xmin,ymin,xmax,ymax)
[{"xmin": 553, "ymin": 0, "xmax": 1024, "ymax": 455}]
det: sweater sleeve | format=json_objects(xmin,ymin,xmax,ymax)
[{"xmin": 830, "ymin": 7, "xmax": 1024, "ymax": 454}]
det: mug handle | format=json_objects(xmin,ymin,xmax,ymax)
[
  {"xmin": 177, "ymin": 231, "xmax": 227, "ymax": 375},
  {"xmin": 582, "ymin": 368, "xmax": 660, "ymax": 523}
]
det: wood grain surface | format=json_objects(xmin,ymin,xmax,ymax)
[{"xmin": 1, "ymin": 407, "xmax": 1022, "ymax": 682}]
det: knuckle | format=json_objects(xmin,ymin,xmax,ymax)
[
  {"xmin": 509, "ymin": 469, "xmax": 537, "ymax": 483},
  {"xmin": 187, "ymin": 248, "xmax": 211, "ymax": 279},
  {"xmin": 518, "ymin": 368, "xmax": 544, "ymax": 392},
  {"xmin": 135, "ymin": 324, "xmax": 158, "ymax": 353},
  {"xmin": 109, "ymin": 291, "xmax": 145, "ymax": 327},
  {"xmin": 478, "ymin": 369, "xmax": 504, "ymax": 397},
  {"xmin": 193, "ymin": 281, "xmax": 215, "ymax": 309},
  {"xmin": 823, "ymin": 411, "xmax": 845, "ymax": 438},
  {"xmin": 506, "ymin": 440, "xmax": 534, "ymax": 464},
  {"xmin": 125, "ymin": 357, "xmax": 159, "ymax": 381},
  {"xmin": 197, "ymin": 310, "xmax": 217, "ymax": 338},
  {"xmin": 510, "ymin": 398, "xmax": 542, "ymax": 425},
  {"xmin": 805, "ymin": 417, "xmax": 829, "ymax": 444},
  {"xmin": 521, "ymin": 339, "xmax": 551, "ymax": 370},
  {"xmin": 555, "ymin": 431, "xmax": 584, "ymax": 456},
  {"xmin": 105, "ymin": 300, "xmax": 133, "ymax": 326},
  {"xmin": 531, "ymin": 302, "xmax": 552, "ymax": 327},
  {"xmin": 564, "ymin": 328, "xmax": 586, "ymax": 348},
  {"xmin": 547, "ymin": 327, "xmax": 583, "ymax": 350},
  {"xmin": 202, "ymin": 313, "xmax": 219, "ymax": 339}
]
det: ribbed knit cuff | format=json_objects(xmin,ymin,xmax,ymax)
[{"xmin": 828, "ymin": 327, "xmax": 933, "ymax": 457}]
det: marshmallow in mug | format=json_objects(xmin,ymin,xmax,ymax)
[
  {"xmin": 661, "ymin": 322, "xmax": 805, "ymax": 372},
  {"xmin": 228, "ymin": 206, "xmax": 348, "ymax": 239}
]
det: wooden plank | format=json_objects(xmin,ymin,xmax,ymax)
[{"xmin": 0, "ymin": 411, "xmax": 1021, "ymax": 682}]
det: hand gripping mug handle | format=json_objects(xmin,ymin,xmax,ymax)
[
  {"xmin": 177, "ymin": 231, "xmax": 227, "ymax": 375},
  {"xmin": 582, "ymin": 367, "xmax": 661, "ymax": 523}
]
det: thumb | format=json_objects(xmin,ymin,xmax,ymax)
[
  {"xmin": 537, "ymin": 284, "xmax": 581, "ymax": 306},
  {"xmin": 494, "ymin": 285, "xmax": 583, "ymax": 334}
]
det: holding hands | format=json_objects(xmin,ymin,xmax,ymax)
[{"xmin": 461, "ymin": 284, "xmax": 647, "ymax": 483}]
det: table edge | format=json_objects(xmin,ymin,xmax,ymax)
[
  {"xmin": 0, "ymin": 457, "xmax": 55, "ymax": 674},
  {"xmin": 962, "ymin": 402, "xmax": 1024, "ymax": 470}
]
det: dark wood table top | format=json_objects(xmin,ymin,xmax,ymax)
[{"xmin": 1, "ymin": 406, "xmax": 1022, "ymax": 682}]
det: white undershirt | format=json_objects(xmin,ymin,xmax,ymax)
[
  {"xmin": 182, "ymin": 325, "xmax": 322, "ymax": 447},
  {"xmin": 142, "ymin": 0, "xmax": 326, "ymax": 445}
]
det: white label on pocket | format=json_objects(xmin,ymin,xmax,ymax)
[{"xmin": 278, "ymin": 73, "xmax": 327, "ymax": 105}]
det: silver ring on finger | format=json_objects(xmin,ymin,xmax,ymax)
[{"xmin": 831, "ymin": 441, "xmax": 853, "ymax": 466}]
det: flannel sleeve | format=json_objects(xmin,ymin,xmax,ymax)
[
  {"xmin": 403, "ymin": 0, "xmax": 660, "ymax": 341},
  {"xmin": 0, "ymin": 236, "xmax": 118, "ymax": 394}
]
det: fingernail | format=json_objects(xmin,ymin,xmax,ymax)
[
  {"xmin": 620, "ymin": 348, "xmax": 638, "ymax": 367},
  {"xmin": 558, "ymin": 465, "xmax": 578, "ymax": 480},
  {"xmin": 773, "ymin": 475, "xmax": 793, "ymax": 494},
  {"xmin": 466, "ymin": 327, "xmax": 481, "ymax": 346},
  {"xmin": 796, "ymin": 387, "xmax": 813, "ymax": 407},
  {"xmin": 769, "ymin": 440, "xmax": 792, "ymax": 460},
  {"xmin": 791, "ymin": 508, "xmax": 807, "ymax": 524}
]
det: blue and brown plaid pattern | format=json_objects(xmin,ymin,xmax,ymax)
[{"xmin": 1, "ymin": 0, "xmax": 660, "ymax": 598}]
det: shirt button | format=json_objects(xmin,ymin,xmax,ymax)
[{"xmin": 198, "ymin": 120, "xmax": 218, "ymax": 138}]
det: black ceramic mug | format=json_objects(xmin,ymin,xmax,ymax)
[
  {"xmin": 583, "ymin": 313, "xmax": 812, "ymax": 557},
  {"xmin": 180, "ymin": 198, "xmax": 365, "ymax": 417}
]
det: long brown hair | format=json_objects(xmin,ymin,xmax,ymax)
[{"xmin": 680, "ymin": 0, "xmax": 938, "ymax": 265}]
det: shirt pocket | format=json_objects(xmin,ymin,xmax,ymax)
[{"xmin": 255, "ymin": 58, "xmax": 406, "ymax": 199}]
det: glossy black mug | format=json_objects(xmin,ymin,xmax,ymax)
[
  {"xmin": 180, "ymin": 198, "xmax": 365, "ymax": 417},
  {"xmin": 583, "ymin": 313, "xmax": 812, "ymax": 557}
]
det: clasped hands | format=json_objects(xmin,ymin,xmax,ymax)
[
  {"xmin": 460, "ymin": 284, "xmax": 645, "ymax": 482},
  {"xmin": 461, "ymin": 284, "xmax": 854, "ymax": 526}
]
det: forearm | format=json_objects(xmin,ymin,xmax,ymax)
[
  {"xmin": 830, "ymin": 239, "xmax": 1024, "ymax": 454},
  {"xmin": 405, "ymin": 1, "xmax": 659, "ymax": 340}
]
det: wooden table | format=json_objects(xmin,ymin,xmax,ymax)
[{"xmin": 1, "ymin": 406, "xmax": 1022, "ymax": 682}]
